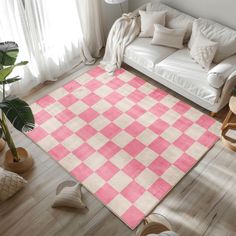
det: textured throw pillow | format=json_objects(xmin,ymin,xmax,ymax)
[
  {"xmin": 190, "ymin": 31, "xmax": 218, "ymax": 70},
  {"xmin": 151, "ymin": 24, "xmax": 186, "ymax": 49},
  {"xmin": 146, "ymin": 2, "xmax": 195, "ymax": 42},
  {"xmin": 188, "ymin": 18, "xmax": 236, "ymax": 63},
  {"xmin": 139, "ymin": 10, "xmax": 166, "ymax": 38},
  {"xmin": 52, "ymin": 183, "xmax": 87, "ymax": 209},
  {"xmin": 0, "ymin": 167, "xmax": 27, "ymax": 201}
]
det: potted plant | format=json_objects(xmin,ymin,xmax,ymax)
[{"xmin": 0, "ymin": 41, "xmax": 35, "ymax": 174}]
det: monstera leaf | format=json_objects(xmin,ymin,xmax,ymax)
[
  {"xmin": 0, "ymin": 42, "xmax": 19, "ymax": 66},
  {"xmin": 0, "ymin": 97, "xmax": 35, "ymax": 132}
]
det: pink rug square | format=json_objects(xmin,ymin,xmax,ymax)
[{"xmin": 28, "ymin": 66, "xmax": 220, "ymax": 230}]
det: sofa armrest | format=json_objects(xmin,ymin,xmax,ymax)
[{"xmin": 207, "ymin": 54, "xmax": 236, "ymax": 88}]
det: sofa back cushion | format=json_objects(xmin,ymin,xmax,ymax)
[
  {"xmin": 146, "ymin": 2, "xmax": 195, "ymax": 42},
  {"xmin": 188, "ymin": 18, "xmax": 236, "ymax": 63},
  {"xmin": 139, "ymin": 10, "xmax": 166, "ymax": 38},
  {"xmin": 151, "ymin": 24, "xmax": 186, "ymax": 49}
]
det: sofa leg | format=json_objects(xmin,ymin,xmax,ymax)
[{"xmin": 210, "ymin": 112, "xmax": 217, "ymax": 117}]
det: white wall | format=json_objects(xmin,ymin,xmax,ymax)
[
  {"xmin": 129, "ymin": 0, "xmax": 147, "ymax": 10},
  {"xmin": 128, "ymin": 0, "xmax": 236, "ymax": 30},
  {"xmin": 101, "ymin": 0, "xmax": 128, "ymax": 37}
]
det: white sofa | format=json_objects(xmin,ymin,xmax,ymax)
[{"xmin": 123, "ymin": 2, "xmax": 236, "ymax": 114}]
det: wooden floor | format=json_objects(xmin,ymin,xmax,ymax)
[{"xmin": 0, "ymin": 64, "xmax": 236, "ymax": 236}]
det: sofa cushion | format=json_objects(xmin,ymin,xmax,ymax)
[
  {"xmin": 124, "ymin": 37, "xmax": 176, "ymax": 71},
  {"xmin": 139, "ymin": 10, "xmax": 166, "ymax": 38},
  {"xmin": 152, "ymin": 24, "xmax": 186, "ymax": 49},
  {"xmin": 154, "ymin": 48, "xmax": 220, "ymax": 104},
  {"xmin": 146, "ymin": 2, "xmax": 195, "ymax": 42},
  {"xmin": 188, "ymin": 18, "xmax": 236, "ymax": 63}
]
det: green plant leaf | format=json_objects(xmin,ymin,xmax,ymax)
[
  {"xmin": 0, "ymin": 97, "xmax": 35, "ymax": 132},
  {"xmin": 0, "ymin": 42, "xmax": 19, "ymax": 66},
  {"xmin": 0, "ymin": 76, "xmax": 21, "ymax": 85},
  {"xmin": 0, "ymin": 66, "xmax": 14, "ymax": 81},
  {"xmin": 0, "ymin": 61, "xmax": 28, "ymax": 81}
]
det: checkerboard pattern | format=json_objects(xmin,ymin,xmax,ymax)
[{"xmin": 28, "ymin": 66, "xmax": 220, "ymax": 229}]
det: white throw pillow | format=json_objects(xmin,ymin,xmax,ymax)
[
  {"xmin": 207, "ymin": 54, "xmax": 236, "ymax": 88},
  {"xmin": 139, "ymin": 10, "xmax": 166, "ymax": 38},
  {"xmin": 146, "ymin": 2, "xmax": 195, "ymax": 42},
  {"xmin": 0, "ymin": 167, "xmax": 27, "ymax": 201},
  {"xmin": 52, "ymin": 183, "xmax": 87, "ymax": 209},
  {"xmin": 188, "ymin": 18, "xmax": 236, "ymax": 63},
  {"xmin": 151, "ymin": 24, "xmax": 186, "ymax": 49},
  {"xmin": 190, "ymin": 31, "xmax": 218, "ymax": 70}
]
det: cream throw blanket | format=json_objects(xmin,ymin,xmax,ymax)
[{"xmin": 101, "ymin": 13, "xmax": 140, "ymax": 74}]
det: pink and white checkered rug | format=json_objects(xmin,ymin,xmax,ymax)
[{"xmin": 28, "ymin": 66, "xmax": 220, "ymax": 229}]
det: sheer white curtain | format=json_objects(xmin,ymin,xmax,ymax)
[
  {"xmin": 78, "ymin": 0, "xmax": 105, "ymax": 58},
  {"xmin": 0, "ymin": 0, "xmax": 38, "ymax": 94},
  {"xmin": 24, "ymin": 0, "xmax": 89, "ymax": 81},
  {"xmin": 0, "ymin": 0, "xmax": 105, "ymax": 96}
]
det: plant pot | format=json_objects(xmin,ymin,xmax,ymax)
[
  {"xmin": 4, "ymin": 147, "xmax": 33, "ymax": 174},
  {"xmin": 0, "ymin": 138, "xmax": 6, "ymax": 152}
]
